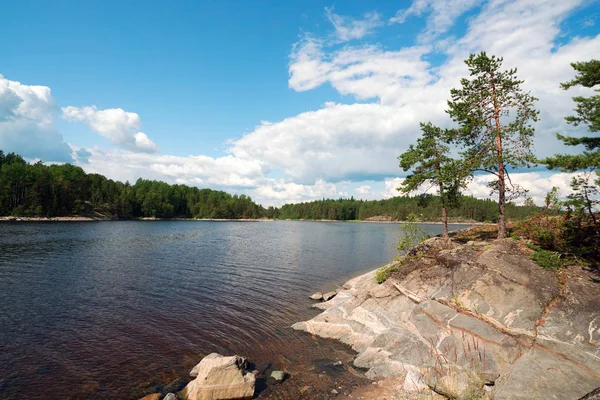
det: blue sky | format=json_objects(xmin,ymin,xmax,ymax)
[{"xmin": 1, "ymin": 0, "xmax": 599, "ymax": 205}]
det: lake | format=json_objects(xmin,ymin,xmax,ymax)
[{"xmin": 0, "ymin": 221, "xmax": 470, "ymax": 399}]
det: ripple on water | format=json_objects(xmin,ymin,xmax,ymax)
[{"xmin": 0, "ymin": 221, "xmax": 470, "ymax": 399}]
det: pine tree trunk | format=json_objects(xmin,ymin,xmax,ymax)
[
  {"xmin": 439, "ymin": 183, "xmax": 448, "ymax": 238},
  {"xmin": 497, "ymin": 167, "xmax": 506, "ymax": 239},
  {"xmin": 441, "ymin": 206, "xmax": 448, "ymax": 238},
  {"xmin": 492, "ymin": 73, "xmax": 506, "ymax": 239}
]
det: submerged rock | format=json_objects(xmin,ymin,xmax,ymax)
[
  {"xmin": 293, "ymin": 233, "xmax": 600, "ymax": 400},
  {"xmin": 309, "ymin": 292, "xmax": 323, "ymax": 300},
  {"xmin": 269, "ymin": 370, "xmax": 286, "ymax": 383},
  {"xmin": 184, "ymin": 353, "xmax": 255, "ymax": 400}
]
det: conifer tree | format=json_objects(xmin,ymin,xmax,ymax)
[
  {"xmin": 447, "ymin": 52, "xmax": 539, "ymax": 238},
  {"xmin": 398, "ymin": 122, "xmax": 466, "ymax": 238},
  {"xmin": 542, "ymin": 60, "xmax": 599, "ymax": 177}
]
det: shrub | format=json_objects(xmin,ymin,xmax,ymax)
[
  {"xmin": 376, "ymin": 264, "xmax": 399, "ymax": 284},
  {"xmin": 398, "ymin": 214, "xmax": 430, "ymax": 254},
  {"xmin": 529, "ymin": 246, "xmax": 565, "ymax": 271}
]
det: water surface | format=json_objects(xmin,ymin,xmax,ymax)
[{"xmin": 0, "ymin": 221, "xmax": 469, "ymax": 399}]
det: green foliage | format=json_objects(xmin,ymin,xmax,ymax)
[
  {"xmin": 541, "ymin": 59, "xmax": 600, "ymax": 248},
  {"xmin": 560, "ymin": 59, "xmax": 600, "ymax": 132},
  {"xmin": 513, "ymin": 210, "xmax": 599, "ymax": 265},
  {"xmin": 397, "ymin": 214, "xmax": 430, "ymax": 254},
  {"xmin": 544, "ymin": 186, "xmax": 560, "ymax": 211},
  {"xmin": 542, "ymin": 59, "xmax": 600, "ymax": 172},
  {"xmin": 447, "ymin": 52, "xmax": 539, "ymax": 238},
  {"xmin": 527, "ymin": 244, "xmax": 565, "ymax": 271},
  {"xmin": 398, "ymin": 122, "xmax": 469, "ymax": 237},
  {"xmin": 0, "ymin": 150, "xmax": 265, "ymax": 219},
  {"xmin": 513, "ymin": 212, "xmax": 566, "ymax": 250},
  {"xmin": 375, "ymin": 264, "xmax": 399, "ymax": 284}
]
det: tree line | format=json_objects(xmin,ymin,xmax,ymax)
[
  {"xmin": 0, "ymin": 152, "xmax": 264, "ymax": 219},
  {"xmin": 271, "ymin": 195, "xmax": 535, "ymax": 222}
]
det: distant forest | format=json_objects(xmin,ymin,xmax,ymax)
[
  {"xmin": 270, "ymin": 195, "xmax": 535, "ymax": 222},
  {"xmin": 0, "ymin": 150, "xmax": 536, "ymax": 221}
]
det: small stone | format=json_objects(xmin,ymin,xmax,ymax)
[
  {"xmin": 138, "ymin": 394, "xmax": 160, "ymax": 400},
  {"xmin": 331, "ymin": 389, "xmax": 339, "ymax": 395},
  {"xmin": 163, "ymin": 394, "xmax": 176, "ymax": 400},
  {"xmin": 322, "ymin": 291, "xmax": 338, "ymax": 301},
  {"xmin": 309, "ymin": 292, "xmax": 323, "ymax": 300},
  {"xmin": 300, "ymin": 386, "xmax": 311, "ymax": 394},
  {"xmin": 332, "ymin": 361, "xmax": 342, "ymax": 366},
  {"xmin": 270, "ymin": 370, "xmax": 286, "ymax": 382}
]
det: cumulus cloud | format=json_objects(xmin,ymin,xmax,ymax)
[
  {"xmin": 252, "ymin": 178, "xmax": 346, "ymax": 205},
  {"xmin": 324, "ymin": 7, "xmax": 383, "ymax": 42},
  {"xmin": 355, "ymin": 185, "xmax": 372, "ymax": 196},
  {"xmin": 76, "ymin": 146, "xmax": 264, "ymax": 188},
  {"xmin": 62, "ymin": 105, "xmax": 159, "ymax": 153},
  {"xmin": 229, "ymin": 102, "xmax": 421, "ymax": 184},
  {"xmin": 0, "ymin": 74, "xmax": 72, "ymax": 162},
  {"xmin": 253, "ymin": 0, "xmax": 599, "ymax": 190}
]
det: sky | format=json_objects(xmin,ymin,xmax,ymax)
[{"xmin": 1, "ymin": 0, "xmax": 599, "ymax": 206}]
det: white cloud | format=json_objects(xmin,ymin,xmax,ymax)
[
  {"xmin": 229, "ymin": 102, "xmax": 417, "ymax": 184},
  {"xmin": 325, "ymin": 7, "xmax": 383, "ymax": 42},
  {"xmin": 289, "ymin": 38, "xmax": 433, "ymax": 103},
  {"xmin": 390, "ymin": 0, "xmax": 480, "ymax": 42},
  {"xmin": 0, "ymin": 74, "xmax": 72, "ymax": 162},
  {"xmin": 383, "ymin": 178, "xmax": 405, "ymax": 199},
  {"xmin": 252, "ymin": 178, "xmax": 346, "ymax": 205},
  {"xmin": 76, "ymin": 146, "xmax": 264, "ymax": 188},
  {"xmin": 356, "ymin": 185, "xmax": 372, "ymax": 195},
  {"xmin": 62, "ymin": 105, "xmax": 159, "ymax": 153}
]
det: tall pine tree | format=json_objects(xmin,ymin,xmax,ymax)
[{"xmin": 447, "ymin": 52, "xmax": 539, "ymax": 238}]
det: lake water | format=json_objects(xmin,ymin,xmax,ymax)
[{"xmin": 0, "ymin": 221, "xmax": 469, "ymax": 399}]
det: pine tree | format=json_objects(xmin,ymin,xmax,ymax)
[
  {"xmin": 542, "ymin": 59, "xmax": 600, "ymax": 243},
  {"xmin": 447, "ymin": 52, "xmax": 539, "ymax": 239},
  {"xmin": 398, "ymin": 122, "xmax": 467, "ymax": 238}
]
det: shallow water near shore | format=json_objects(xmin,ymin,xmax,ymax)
[{"xmin": 0, "ymin": 220, "xmax": 470, "ymax": 399}]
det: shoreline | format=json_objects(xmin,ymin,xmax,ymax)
[
  {"xmin": 0, "ymin": 215, "xmax": 491, "ymax": 225},
  {"xmin": 291, "ymin": 226, "xmax": 600, "ymax": 400}
]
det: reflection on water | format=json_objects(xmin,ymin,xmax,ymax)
[{"xmin": 0, "ymin": 221, "xmax": 469, "ymax": 399}]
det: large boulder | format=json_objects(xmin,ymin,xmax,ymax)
[{"xmin": 184, "ymin": 353, "xmax": 255, "ymax": 400}]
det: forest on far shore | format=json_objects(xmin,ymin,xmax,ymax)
[{"xmin": 0, "ymin": 150, "xmax": 537, "ymax": 222}]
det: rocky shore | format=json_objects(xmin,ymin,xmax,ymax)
[
  {"xmin": 0, "ymin": 215, "xmax": 110, "ymax": 222},
  {"xmin": 293, "ymin": 227, "xmax": 600, "ymax": 399}
]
